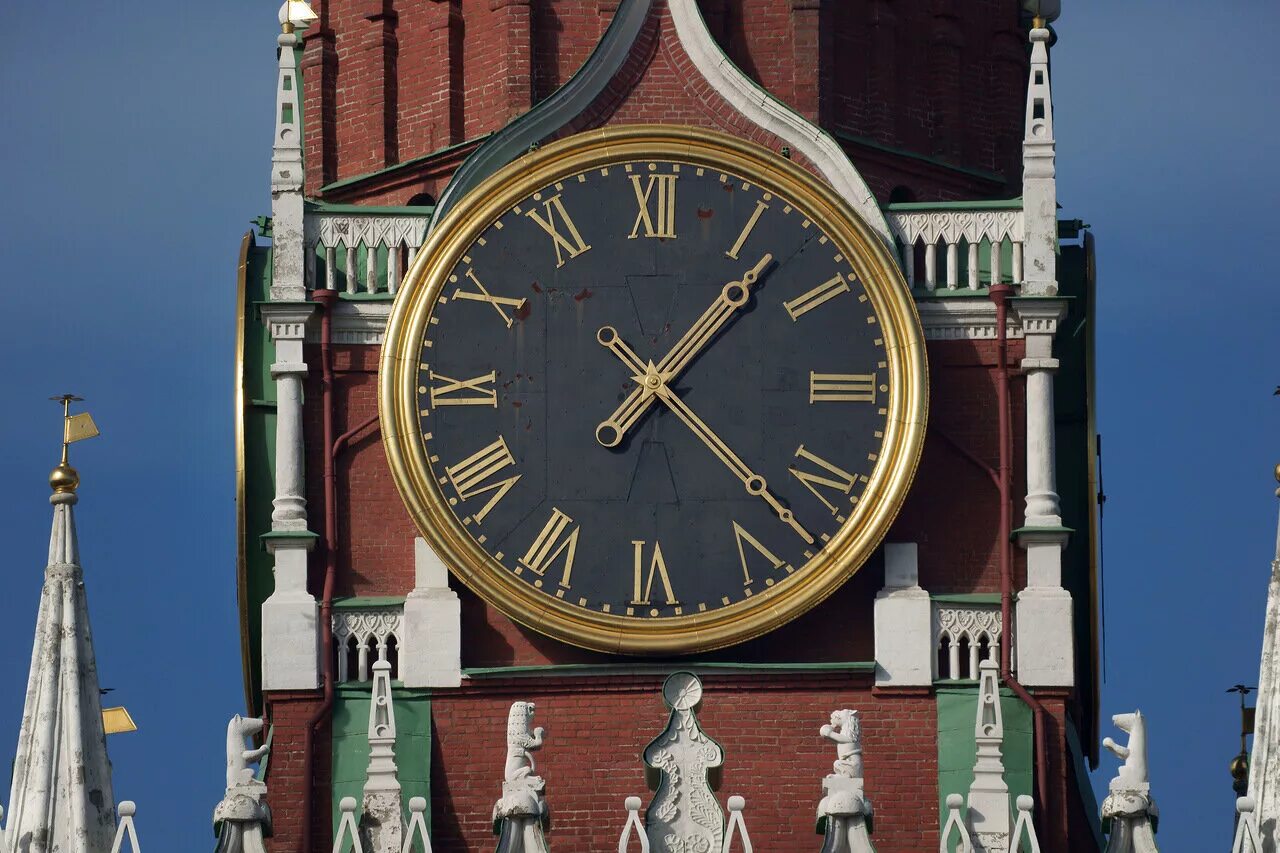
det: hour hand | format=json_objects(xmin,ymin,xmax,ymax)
[{"xmin": 595, "ymin": 326, "xmax": 662, "ymax": 447}]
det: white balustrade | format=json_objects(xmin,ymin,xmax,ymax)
[
  {"xmin": 304, "ymin": 211, "xmax": 430, "ymax": 295},
  {"xmin": 332, "ymin": 606, "xmax": 404, "ymax": 683},
  {"xmin": 886, "ymin": 207, "xmax": 1025, "ymax": 292},
  {"xmin": 934, "ymin": 604, "xmax": 1002, "ymax": 681}
]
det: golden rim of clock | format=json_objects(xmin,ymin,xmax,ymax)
[{"xmin": 380, "ymin": 124, "xmax": 928, "ymax": 655}]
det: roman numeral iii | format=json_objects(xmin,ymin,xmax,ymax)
[
  {"xmin": 525, "ymin": 194, "xmax": 592, "ymax": 267},
  {"xmin": 518, "ymin": 507, "xmax": 580, "ymax": 588},
  {"xmin": 628, "ymin": 173, "xmax": 678, "ymax": 239},
  {"xmin": 809, "ymin": 371, "xmax": 876, "ymax": 404},
  {"xmin": 429, "ymin": 370, "xmax": 498, "ymax": 407},
  {"xmin": 453, "ymin": 268, "xmax": 527, "ymax": 328},
  {"xmin": 630, "ymin": 540, "xmax": 678, "ymax": 606},
  {"xmin": 783, "ymin": 273, "xmax": 851, "ymax": 321},
  {"xmin": 789, "ymin": 444, "xmax": 857, "ymax": 516},
  {"xmin": 444, "ymin": 435, "xmax": 521, "ymax": 525}
]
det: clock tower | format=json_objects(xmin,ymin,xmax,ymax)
[{"xmin": 237, "ymin": 2, "xmax": 1101, "ymax": 850}]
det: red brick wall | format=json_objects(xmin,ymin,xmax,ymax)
[
  {"xmin": 263, "ymin": 692, "xmax": 330, "ymax": 847},
  {"xmin": 301, "ymin": 0, "xmax": 1027, "ymax": 201}
]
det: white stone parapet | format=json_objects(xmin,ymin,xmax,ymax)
[
  {"xmin": 934, "ymin": 603, "xmax": 1002, "ymax": 682},
  {"xmin": 332, "ymin": 607, "xmax": 403, "ymax": 684},
  {"xmin": 305, "ymin": 211, "xmax": 430, "ymax": 296},
  {"xmin": 887, "ymin": 207, "xmax": 1025, "ymax": 292}
]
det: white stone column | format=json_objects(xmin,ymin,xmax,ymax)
[
  {"xmin": 260, "ymin": 303, "xmax": 319, "ymax": 691},
  {"xmin": 401, "ymin": 537, "xmax": 462, "ymax": 688},
  {"xmin": 1014, "ymin": 300, "xmax": 1073, "ymax": 688},
  {"xmin": 873, "ymin": 543, "xmax": 933, "ymax": 686}
]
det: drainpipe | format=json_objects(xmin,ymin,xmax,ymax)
[
  {"xmin": 991, "ymin": 283, "xmax": 1053, "ymax": 836},
  {"xmin": 301, "ymin": 287, "xmax": 339, "ymax": 853}
]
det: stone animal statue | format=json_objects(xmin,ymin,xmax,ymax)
[
  {"xmin": 226, "ymin": 714, "xmax": 270, "ymax": 789},
  {"xmin": 820, "ymin": 709, "xmax": 864, "ymax": 779},
  {"xmin": 504, "ymin": 702, "xmax": 545, "ymax": 782},
  {"xmin": 1102, "ymin": 710, "xmax": 1149, "ymax": 790}
]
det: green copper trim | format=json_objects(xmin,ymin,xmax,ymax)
[
  {"xmin": 338, "ymin": 292, "xmax": 395, "ymax": 302},
  {"xmin": 930, "ymin": 593, "xmax": 1002, "ymax": 605},
  {"xmin": 307, "ymin": 202, "xmax": 435, "ymax": 216},
  {"xmin": 319, "ymin": 135, "xmax": 493, "ymax": 195},
  {"xmin": 332, "ymin": 595, "xmax": 406, "ymax": 610},
  {"xmin": 462, "ymin": 661, "xmax": 876, "ymax": 678},
  {"xmin": 885, "ymin": 198, "xmax": 1023, "ymax": 212},
  {"xmin": 836, "ymin": 131, "xmax": 1007, "ymax": 184}
]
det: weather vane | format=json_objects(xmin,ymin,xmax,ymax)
[{"xmin": 48, "ymin": 394, "xmax": 99, "ymax": 494}]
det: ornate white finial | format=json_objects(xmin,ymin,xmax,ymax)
[
  {"xmin": 967, "ymin": 660, "xmax": 1010, "ymax": 850},
  {"xmin": 493, "ymin": 702, "xmax": 550, "ymax": 852},
  {"xmin": 333, "ymin": 798, "xmax": 366, "ymax": 853},
  {"xmin": 816, "ymin": 708, "xmax": 874, "ymax": 851},
  {"xmin": 1021, "ymin": 10, "xmax": 1058, "ymax": 297},
  {"xmin": 941, "ymin": 794, "xmax": 975, "ymax": 853},
  {"xmin": 110, "ymin": 802, "xmax": 141, "ymax": 853},
  {"xmin": 721, "ymin": 797, "xmax": 754, "ymax": 853},
  {"xmin": 1099, "ymin": 711, "xmax": 1160, "ymax": 851},
  {"xmin": 360, "ymin": 660, "xmax": 403, "ymax": 852},
  {"xmin": 618, "ymin": 797, "xmax": 650, "ymax": 853},
  {"xmin": 1102, "ymin": 711, "xmax": 1149, "ymax": 793},
  {"xmin": 213, "ymin": 715, "xmax": 271, "ymax": 853},
  {"xmin": 277, "ymin": 0, "xmax": 317, "ymax": 34},
  {"xmin": 1010, "ymin": 796, "xmax": 1042, "ymax": 853},
  {"xmin": 820, "ymin": 709, "xmax": 864, "ymax": 779},
  {"xmin": 1247, "ymin": 467, "xmax": 1280, "ymax": 852},
  {"xmin": 403, "ymin": 797, "xmax": 433, "ymax": 853},
  {"xmin": 644, "ymin": 673, "xmax": 724, "ymax": 853}
]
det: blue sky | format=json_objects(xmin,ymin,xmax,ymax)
[{"xmin": 0, "ymin": 1, "xmax": 1275, "ymax": 849}]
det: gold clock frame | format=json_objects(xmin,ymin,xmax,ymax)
[{"xmin": 380, "ymin": 125, "xmax": 927, "ymax": 655}]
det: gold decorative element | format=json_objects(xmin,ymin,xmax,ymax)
[
  {"xmin": 49, "ymin": 394, "xmax": 99, "ymax": 494},
  {"xmin": 379, "ymin": 125, "xmax": 928, "ymax": 654},
  {"xmin": 102, "ymin": 706, "xmax": 138, "ymax": 736}
]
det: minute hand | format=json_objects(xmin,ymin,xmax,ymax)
[
  {"xmin": 595, "ymin": 253, "xmax": 772, "ymax": 448},
  {"xmin": 653, "ymin": 384, "xmax": 814, "ymax": 545}
]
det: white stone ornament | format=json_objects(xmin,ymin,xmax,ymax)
[
  {"xmin": 968, "ymin": 660, "xmax": 1010, "ymax": 852},
  {"xmin": 816, "ymin": 710, "xmax": 874, "ymax": 853},
  {"xmin": 493, "ymin": 702, "xmax": 550, "ymax": 853},
  {"xmin": 644, "ymin": 672, "xmax": 725, "ymax": 853},
  {"xmin": 361, "ymin": 660, "xmax": 403, "ymax": 853},
  {"xmin": 213, "ymin": 715, "xmax": 272, "ymax": 853},
  {"xmin": 1100, "ymin": 711, "xmax": 1160, "ymax": 853}
]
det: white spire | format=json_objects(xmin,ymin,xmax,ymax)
[
  {"xmin": 1248, "ymin": 468, "xmax": 1280, "ymax": 852},
  {"xmin": 967, "ymin": 659, "xmax": 1010, "ymax": 852},
  {"xmin": 6, "ymin": 481, "xmax": 116, "ymax": 852},
  {"xmin": 269, "ymin": 14, "xmax": 308, "ymax": 301},
  {"xmin": 1021, "ymin": 21, "xmax": 1058, "ymax": 297}
]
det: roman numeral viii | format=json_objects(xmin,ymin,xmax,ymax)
[
  {"xmin": 809, "ymin": 371, "xmax": 876, "ymax": 404},
  {"xmin": 628, "ymin": 173, "xmax": 678, "ymax": 239},
  {"xmin": 525, "ymin": 194, "xmax": 592, "ymax": 268},
  {"xmin": 789, "ymin": 444, "xmax": 857, "ymax": 517},
  {"xmin": 444, "ymin": 436, "xmax": 521, "ymax": 525},
  {"xmin": 429, "ymin": 370, "xmax": 497, "ymax": 407},
  {"xmin": 518, "ymin": 507, "xmax": 580, "ymax": 589},
  {"xmin": 630, "ymin": 540, "xmax": 678, "ymax": 606}
]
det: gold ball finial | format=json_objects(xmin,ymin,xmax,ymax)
[
  {"xmin": 50, "ymin": 462, "xmax": 80, "ymax": 494},
  {"xmin": 1231, "ymin": 753, "xmax": 1249, "ymax": 781},
  {"xmin": 1274, "ymin": 462, "xmax": 1279, "ymax": 483}
]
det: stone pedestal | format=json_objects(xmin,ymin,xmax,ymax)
[
  {"xmin": 401, "ymin": 538, "xmax": 462, "ymax": 688},
  {"xmin": 261, "ymin": 534, "xmax": 319, "ymax": 690},
  {"xmin": 818, "ymin": 775, "xmax": 875, "ymax": 852},
  {"xmin": 493, "ymin": 776, "xmax": 550, "ymax": 853},
  {"xmin": 873, "ymin": 543, "xmax": 932, "ymax": 686},
  {"xmin": 213, "ymin": 781, "xmax": 272, "ymax": 853},
  {"xmin": 1014, "ymin": 528, "xmax": 1074, "ymax": 686}
]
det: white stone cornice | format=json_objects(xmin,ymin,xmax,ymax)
[
  {"xmin": 1012, "ymin": 298, "xmax": 1067, "ymax": 338},
  {"xmin": 916, "ymin": 300, "xmax": 1023, "ymax": 341},
  {"xmin": 304, "ymin": 300, "xmax": 391, "ymax": 345},
  {"xmin": 667, "ymin": 0, "xmax": 891, "ymax": 244}
]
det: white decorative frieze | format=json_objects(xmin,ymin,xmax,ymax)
[
  {"xmin": 304, "ymin": 212, "xmax": 429, "ymax": 295},
  {"xmin": 887, "ymin": 208, "xmax": 1025, "ymax": 292},
  {"xmin": 934, "ymin": 604, "xmax": 1002, "ymax": 682},
  {"xmin": 332, "ymin": 607, "xmax": 403, "ymax": 683},
  {"xmin": 915, "ymin": 301, "xmax": 1025, "ymax": 342}
]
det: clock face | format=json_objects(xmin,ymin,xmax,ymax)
[{"xmin": 381, "ymin": 127, "xmax": 925, "ymax": 654}]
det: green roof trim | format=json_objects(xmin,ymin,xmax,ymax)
[
  {"xmin": 307, "ymin": 202, "xmax": 435, "ymax": 216},
  {"xmin": 331, "ymin": 595, "xmax": 406, "ymax": 610},
  {"xmin": 319, "ymin": 134, "xmax": 493, "ymax": 195},
  {"xmin": 930, "ymin": 593, "xmax": 1002, "ymax": 605},
  {"xmin": 462, "ymin": 661, "xmax": 875, "ymax": 679},
  {"xmin": 884, "ymin": 198, "xmax": 1023, "ymax": 212},
  {"xmin": 836, "ymin": 131, "xmax": 1007, "ymax": 184}
]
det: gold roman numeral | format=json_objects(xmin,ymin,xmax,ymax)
[
  {"xmin": 628, "ymin": 173, "xmax": 678, "ymax": 239},
  {"xmin": 429, "ymin": 370, "xmax": 498, "ymax": 408},
  {"xmin": 444, "ymin": 436, "xmax": 521, "ymax": 525},
  {"xmin": 518, "ymin": 507, "xmax": 580, "ymax": 588},
  {"xmin": 789, "ymin": 444, "xmax": 856, "ymax": 516},
  {"xmin": 732, "ymin": 521, "xmax": 786, "ymax": 585},
  {"xmin": 725, "ymin": 199, "xmax": 769, "ymax": 260},
  {"xmin": 809, "ymin": 371, "xmax": 876, "ymax": 404},
  {"xmin": 630, "ymin": 540, "xmax": 677, "ymax": 606},
  {"xmin": 453, "ymin": 268, "xmax": 527, "ymax": 328},
  {"xmin": 783, "ymin": 273, "xmax": 851, "ymax": 321},
  {"xmin": 525, "ymin": 194, "xmax": 592, "ymax": 267}
]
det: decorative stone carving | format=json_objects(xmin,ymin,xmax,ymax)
[
  {"xmin": 213, "ymin": 716, "xmax": 272, "ymax": 853},
  {"xmin": 618, "ymin": 796, "xmax": 650, "ymax": 853},
  {"xmin": 935, "ymin": 604, "xmax": 1002, "ymax": 681},
  {"xmin": 1233, "ymin": 797, "xmax": 1263, "ymax": 853},
  {"xmin": 940, "ymin": 794, "xmax": 975, "ymax": 853},
  {"xmin": 493, "ymin": 702, "xmax": 550, "ymax": 853},
  {"xmin": 968, "ymin": 660, "xmax": 1010, "ymax": 853},
  {"xmin": 644, "ymin": 672, "xmax": 725, "ymax": 853},
  {"xmin": 1100, "ymin": 711, "xmax": 1160, "ymax": 853},
  {"xmin": 360, "ymin": 660, "xmax": 402, "ymax": 853},
  {"xmin": 332, "ymin": 606, "xmax": 403, "ymax": 683},
  {"xmin": 817, "ymin": 710, "xmax": 874, "ymax": 853}
]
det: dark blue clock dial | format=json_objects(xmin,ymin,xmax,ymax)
[{"xmin": 417, "ymin": 160, "xmax": 890, "ymax": 618}]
